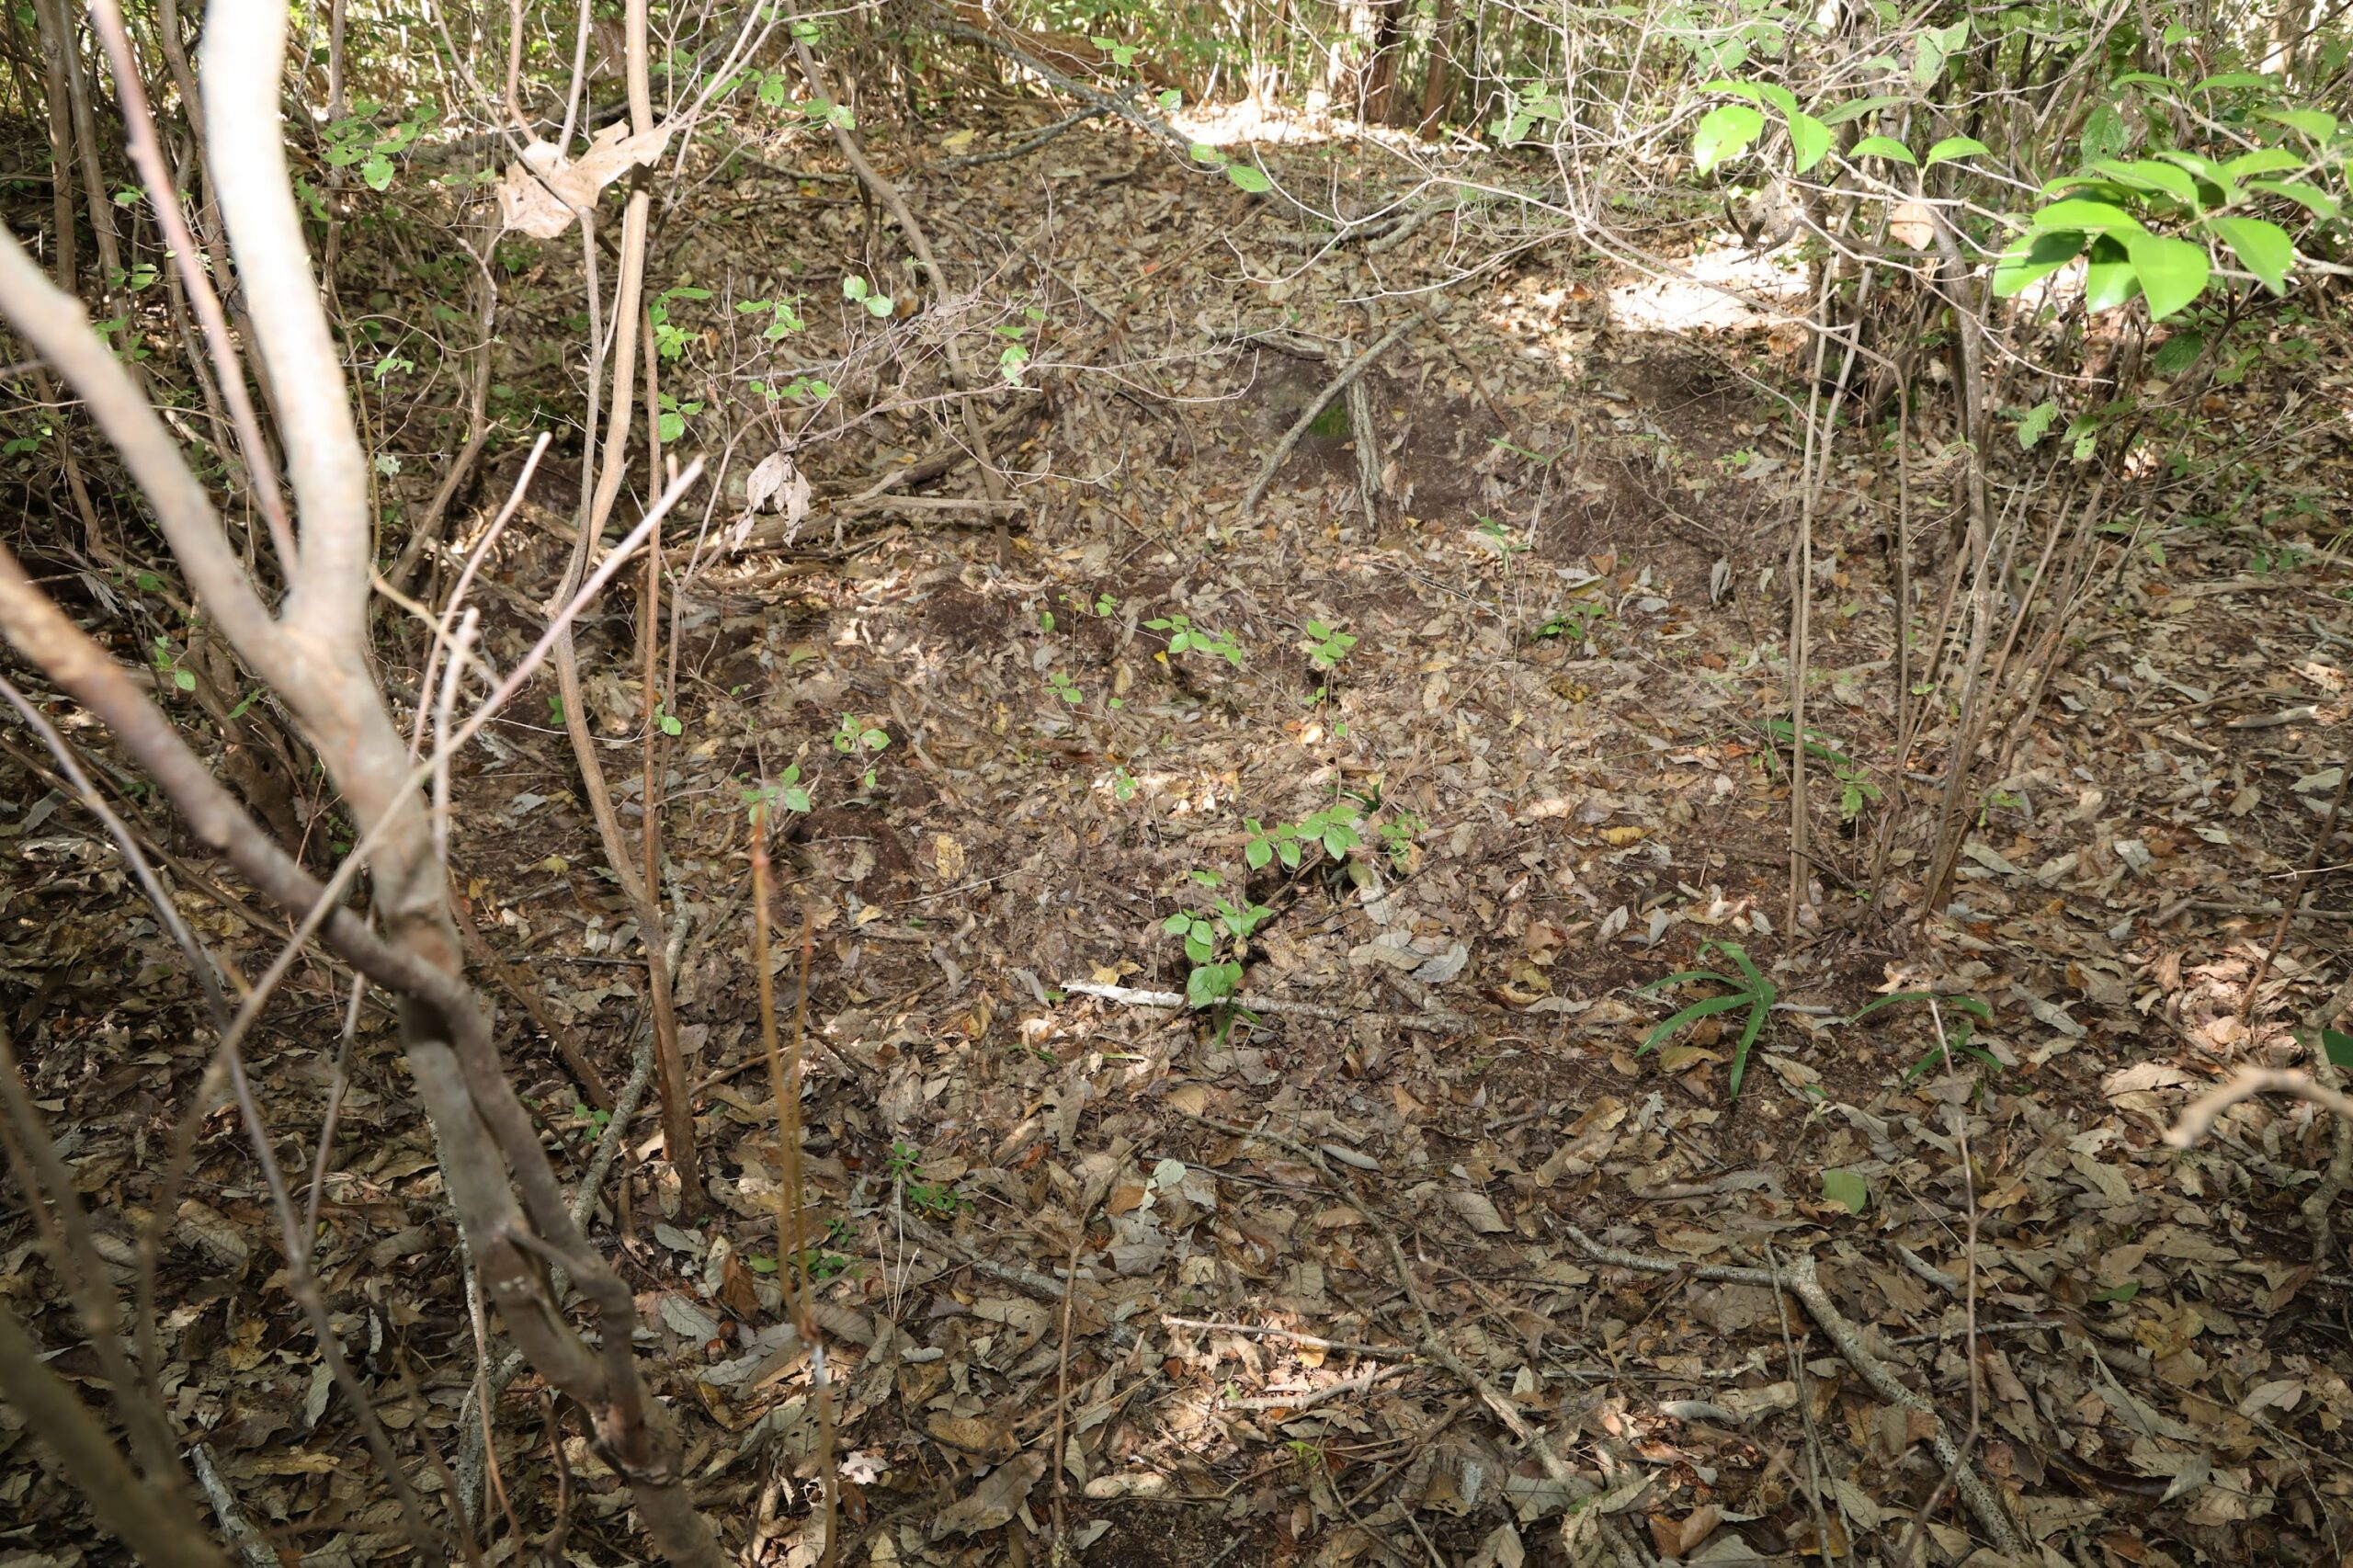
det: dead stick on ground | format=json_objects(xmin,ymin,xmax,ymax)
[
  {"xmin": 788, "ymin": 13, "xmax": 1012, "ymax": 561},
  {"xmin": 2165, "ymin": 1066, "xmax": 2353, "ymax": 1149},
  {"xmin": 1242, "ymin": 321, "xmax": 1415, "ymax": 520},
  {"xmin": 1063, "ymin": 978, "xmax": 1469, "ymax": 1033},
  {"xmin": 892, "ymin": 1210, "xmax": 1140, "ymax": 1350},
  {"xmin": 1048, "ymin": 1230, "xmax": 1082, "ymax": 1567},
  {"xmin": 1188, "ymin": 1114, "xmax": 1654, "ymax": 1568},
  {"xmin": 1564, "ymin": 1226, "xmax": 2025, "ymax": 1558}
]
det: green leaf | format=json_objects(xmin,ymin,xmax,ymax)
[
  {"xmin": 2151, "ymin": 329, "xmax": 2205, "ymax": 372},
  {"xmin": 1756, "ymin": 83, "xmax": 1800, "ymax": 120},
  {"xmin": 657, "ymin": 411, "xmax": 686, "ymax": 442},
  {"xmin": 2017, "ymin": 399, "xmax": 2059, "ymax": 449},
  {"xmin": 2248, "ymin": 178, "xmax": 2340, "ymax": 220},
  {"xmin": 2258, "ymin": 107, "xmax": 2338, "ymax": 139},
  {"xmin": 2153, "ymin": 150, "xmax": 2238, "ymax": 204},
  {"xmin": 2090, "ymin": 158, "xmax": 2200, "ymax": 205},
  {"xmin": 1726, "ymin": 1003, "xmax": 1769, "ymax": 1099},
  {"xmin": 2322, "ymin": 1028, "xmax": 2353, "ymax": 1069},
  {"xmin": 2092, "ymin": 1281, "xmax": 2141, "ymax": 1303},
  {"xmin": 1692, "ymin": 104, "xmax": 1765, "ymax": 175},
  {"xmin": 1226, "ymin": 164, "xmax": 1272, "ymax": 194},
  {"xmin": 172, "ymin": 667, "xmax": 196, "ymax": 692},
  {"xmin": 2209, "ymin": 215, "xmax": 2292, "ymax": 293},
  {"xmin": 1817, "ymin": 94, "xmax": 1905, "ymax": 126},
  {"xmin": 2190, "ymin": 71, "xmax": 2271, "ymax": 93},
  {"xmin": 2126, "ymin": 233, "xmax": 2210, "ymax": 318},
  {"xmin": 1924, "ymin": 135, "xmax": 1991, "ymax": 165},
  {"xmin": 1848, "ymin": 134, "xmax": 1916, "ymax": 164},
  {"xmin": 1188, "ymin": 142, "xmax": 1223, "ymax": 165},
  {"xmin": 1639, "ymin": 992, "xmax": 1755, "ymax": 1051},
  {"xmin": 1989, "ymin": 230, "xmax": 2084, "ymax": 297},
  {"xmin": 864, "ymin": 294, "xmax": 893, "ymax": 318},
  {"xmin": 1635, "ymin": 968, "xmax": 1738, "ymax": 995},
  {"xmin": 1187, "ymin": 961, "xmax": 1240, "ymax": 1007},
  {"xmin": 1821, "ymin": 1169, "xmax": 1869, "ymax": 1213},
  {"xmin": 2031, "ymin": 198, "xmax": 2144, "ymax": 233},
  {"xmin": 2079, "ymin": 103, "xmax": 2127, "ymax": 163},
  {"xmin": 361, "ymin": 153, "xmax": 394, "ymax": 191},
  {"xmin": 2223, "ymin": 148, "xmax": 2303, "ymax": 177},
  {"xmin": 1789, "ymin": 112, "xmax": 1831, "ymax": 174},
  {"xmin": 2084, "ymin": 233, "xmax": 2143, "ymax": 311}
]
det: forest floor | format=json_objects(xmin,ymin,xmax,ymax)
[{"xmin": 7, "ymin": 103, "xmax": 2353, "ymax": 1568}]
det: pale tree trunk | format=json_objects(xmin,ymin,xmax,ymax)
[
  {"xmin": 0, "ymin": 0, "xmax": 727, "ymax": 1560},
  {"xmin": 2261, "ymin": 0, "xmax": 2309, "ymax": 74}
]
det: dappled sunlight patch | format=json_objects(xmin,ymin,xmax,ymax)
[{"xmin": 1606, "ymin": 239, "xmax": 1811, "ymax": 335}]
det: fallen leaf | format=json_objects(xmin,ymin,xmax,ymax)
[{"xmin": 931, "ymin": 1451, "xmax": 1046, "ymax": 1537}]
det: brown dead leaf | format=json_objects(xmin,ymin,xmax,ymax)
[
  {"xmin": 497, "ymin": 121, "xmax": 677, "ymax": 238},
  {"xmin": 929, "ymin": 1413, "xmax": 1016, "ymax": 1458},
  {"xmin": 931, "ymin": 1451, "xmax": 1047, "ymax": 1538}
]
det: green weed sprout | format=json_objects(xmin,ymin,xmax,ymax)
[
  {"xmin": 1850, "ymin": 991, "xmax": 1999, "ymax": 1084},
  {"xmin": 1635, "ymin": 939, "xmax": 1776, "ymax": 1099}
]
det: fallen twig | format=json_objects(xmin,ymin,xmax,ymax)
[
  {"xmin": 893, "ymin": 1210, "xmax": 1139, "ymax": 1350},
  {"xmin": 1163, "ymin": 1316, "xmax": 1417, "ymax": 1361},
  {"xmin": 1241, "ymin": 321, "xmax": 1415, "ymax": 519},
  {"xmin": 1062, "ymin": 977, "xmax": 1470, "ymax": 1034},
  {"xmin": 1564, "ymin": 1227, "xmax": 2026, "ymax": 1558},
  {"xmin": 190, "ymin": 1444, "xmax": 276, "ymax": 1568},
  {"xmin": 2163, "ymin": 1067, "xmax": 2353, "ymax": 1151}
]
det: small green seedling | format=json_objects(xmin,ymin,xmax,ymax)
[
  {"xmin": 1046, "ymin": 671, "xmax": 1083, "ymax": 706},
  {"xmin": 1244, "ymin": 803, "xmax": 1360, "ymax": 871},
  {"xmin": 1850, "ymin": 991, "xmax": 2000, "ymax": 1084},
  {"xmin": 1634, "ymin": 938, "xmax": 1777, "ymax": 1099},
  {"xmin": 832, "ymin": 713, "xmax": 890, "ymax": 787},
  {"xmin": 1146, "ymin": 613, "xmax": 1245, "ymax": 668},
  {"xmin": 1535, "ymin": 601, "xmax": 1610, "ymax": 643},
  {"xmin": 1377, "ymin": 812, "xmax": 1421, "ymax": 870},
  {"xmin": 841, "ymin": 274, "xmax": 894, "ymax": 318},
  {"xmin": 1756, "ymin": 719, "xmax": 1881, "ymax": 818},
  {"xmin": 1163, "ymin": 895, "xmax": 1272, "ymax": 1008},
  {"xmin": 151, "ymin": 635, "xmax": 196, "ymax": 694},
  {"xmin": 1475, "ymin": 515, "xmax": 1526, "ymax": 565},
  {"xmin": 742, "ymin": 765, "xmax": 813, "ymax": 818},
  {"xmin": 886, "ymin": 1142, "xmax": 964, "ymax": 1217},
  {"xmin": 1303, "ymin": 619, "xmax": 1357, "ymax": 671}
]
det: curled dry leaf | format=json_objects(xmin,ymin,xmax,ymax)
[
  {"xmin": 497, "ymin": 119, "xmax": 677, "ymax": 239},
  {"xmin": 930, "ymin": 1450, "xmax": 1047, "ymax": 1538},
  {"xmin": 743, "ymin": 450, "xmax": 813, "ymax": 543}
]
